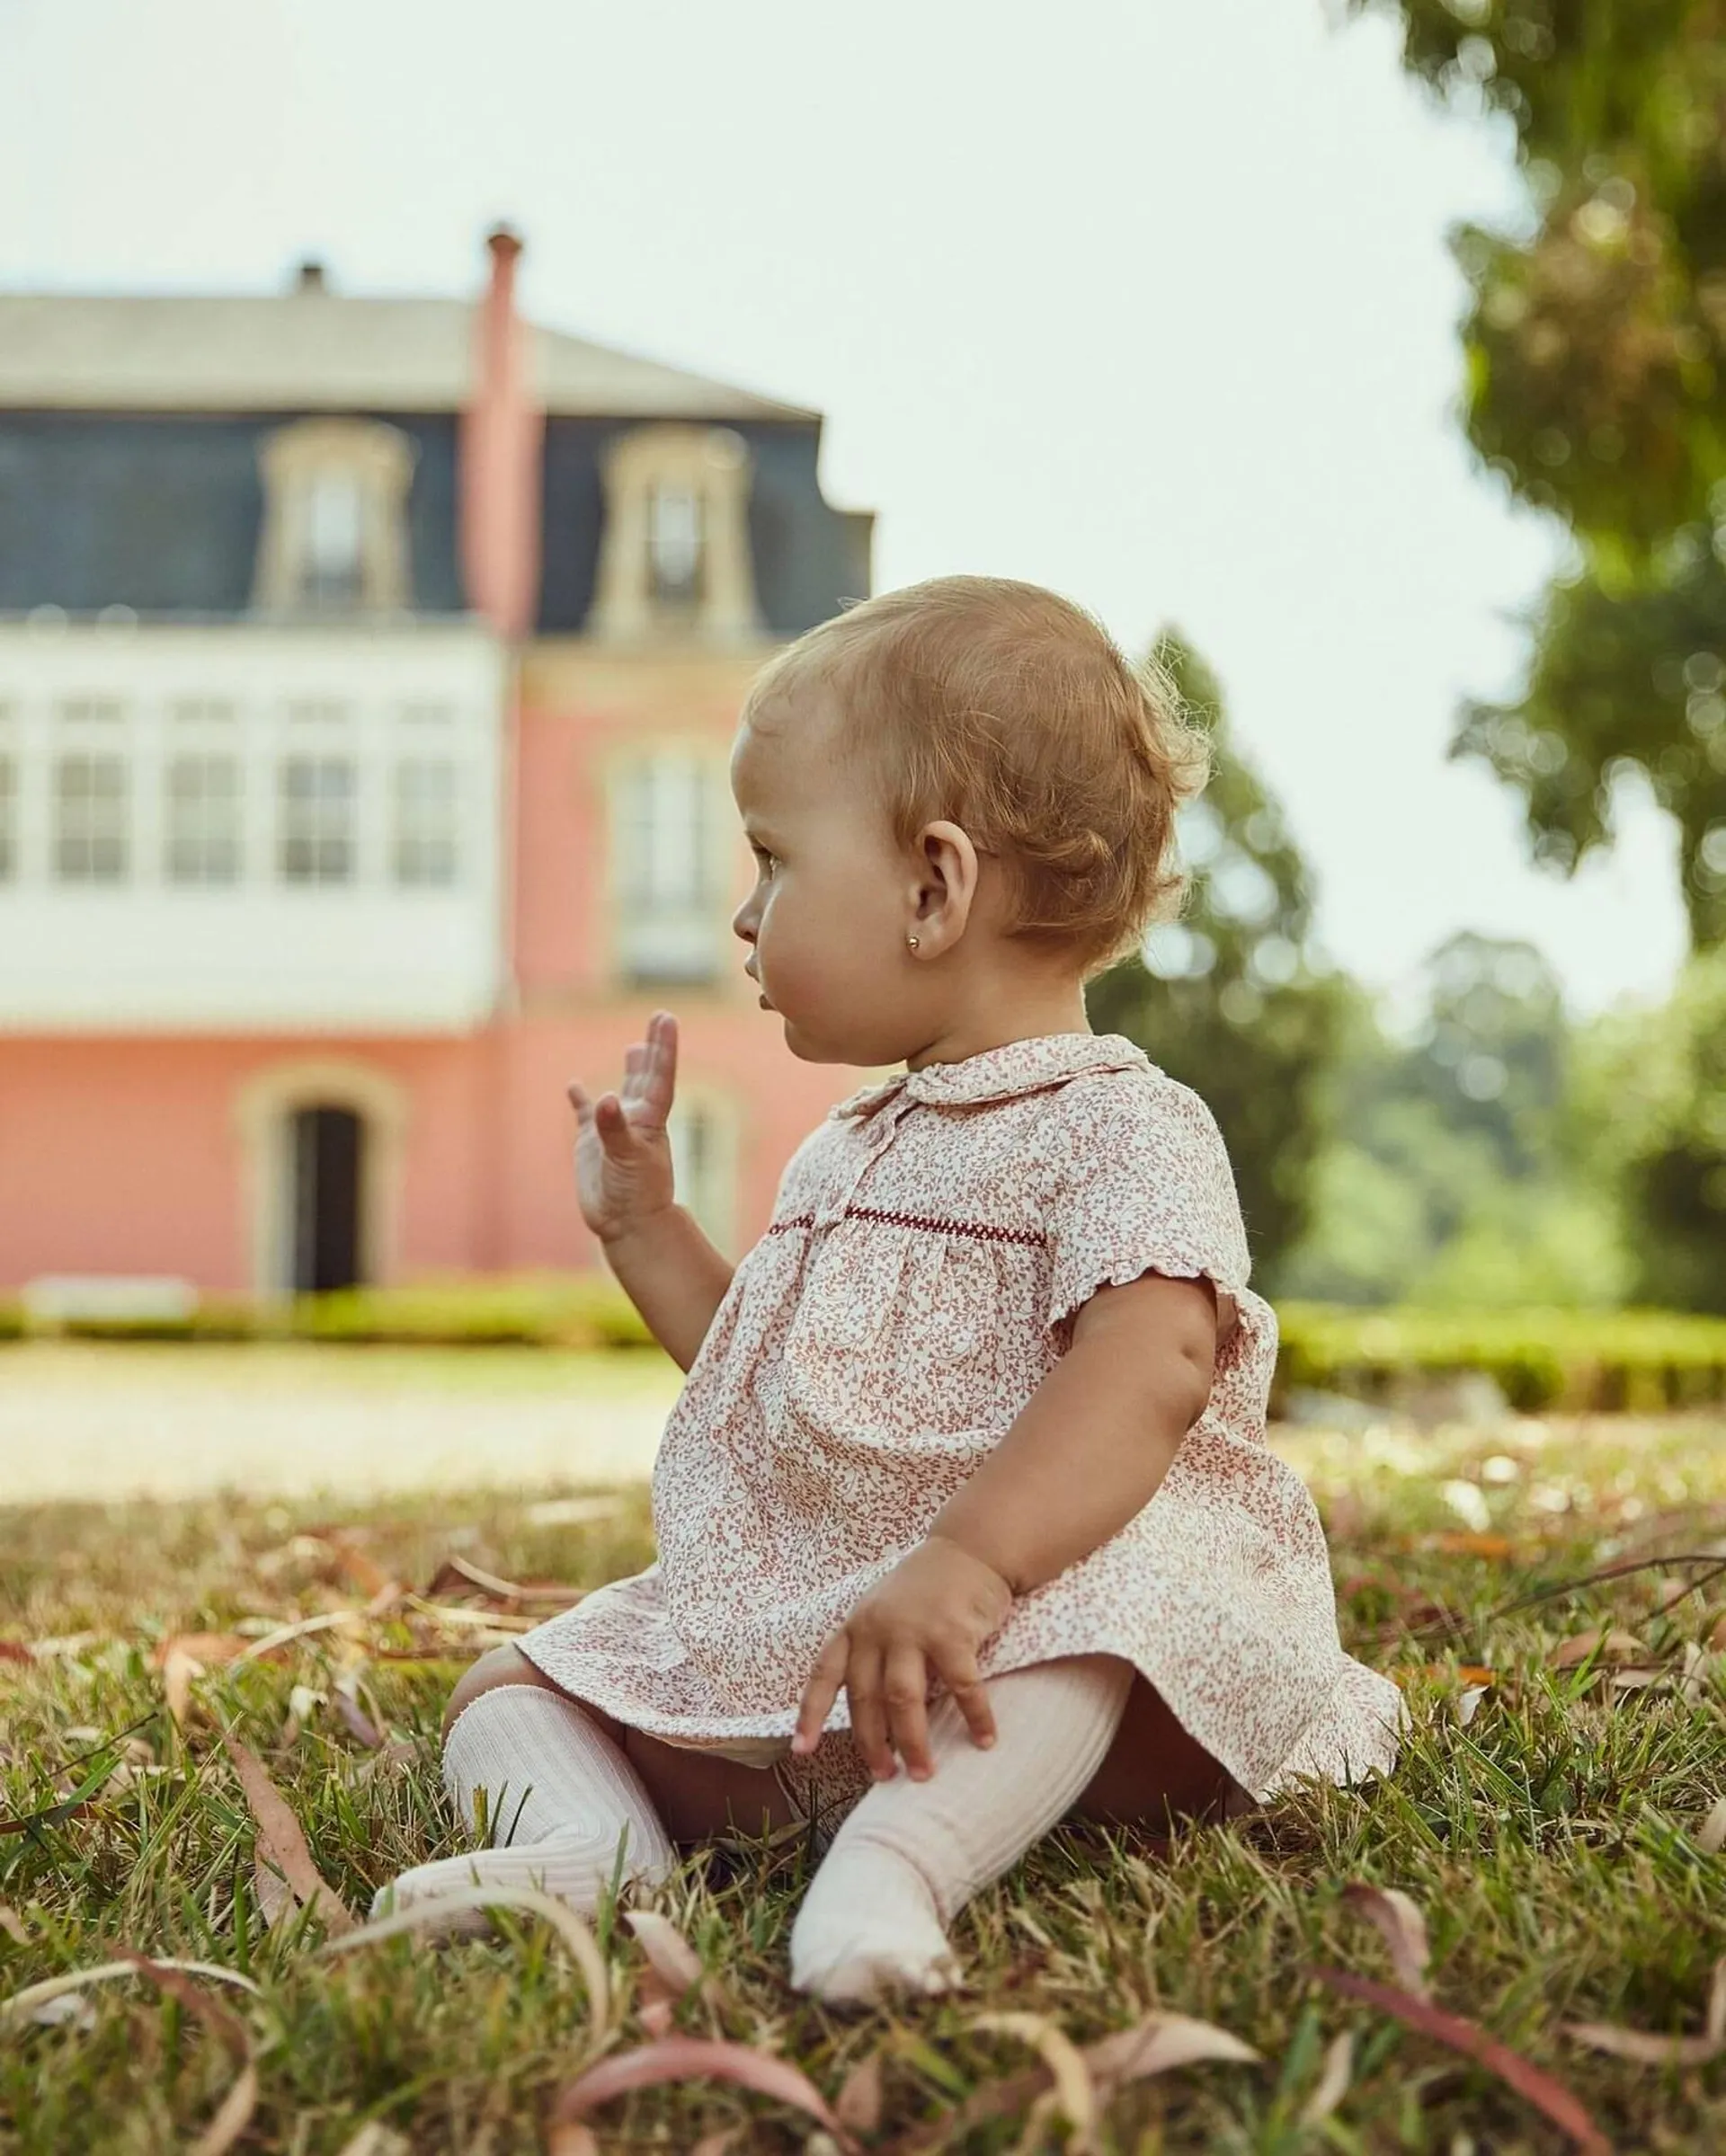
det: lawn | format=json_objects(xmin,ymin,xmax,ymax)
[{"xmin": 3, "ymin": 1414, "xmax": 1725, "ymax": 2152}]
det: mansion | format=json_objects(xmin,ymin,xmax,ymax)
[{"xmin": 0, "ymin": 232, "xmax": 872, "ymax": 1296}]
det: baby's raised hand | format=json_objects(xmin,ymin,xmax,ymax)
[
  {"xmin": 566, "ymin": 1010, "xmax": 680, "ymax": 1248},
  {"xmin": 792, "ymin": 1536, "xmax": 1013, "ymax": 1783}
]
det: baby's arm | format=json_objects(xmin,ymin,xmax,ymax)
[
  {"xmin": 601, "ymin": 1206, "xmax": 734, "ymax": 1374},
  {"xmin": 927, "ymin": 1270, "xmax": 1223, "ymax": 1594},
  {"xmin": 567, "ymin": 1013, "xmax": 734, "ymax": 1373}
]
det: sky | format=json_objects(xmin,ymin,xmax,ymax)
[{"xmin": 0, "ymin": 0, "xmax": 1691, "ymax": 1021}]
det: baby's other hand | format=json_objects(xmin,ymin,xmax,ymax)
[
  {"xmin": 566, "ymin": 1011, "xmax": 680, "ymax": 1247},
  {"xmin": 793, "ymin": 1536, "xmax": 1013, "ymax": 1784}
]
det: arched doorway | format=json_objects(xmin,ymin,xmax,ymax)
[
  {"xmin": 236, "ymin": 1060, "xmax": 407, "ymax": 1300},
  {"xmin": 290, "ymin": 1104, "xmax": 365, "ymax": 1292}
]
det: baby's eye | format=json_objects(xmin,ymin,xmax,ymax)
[{"xmin": 753, "ymin": 847, "xmax": 779, "ymax": 880}]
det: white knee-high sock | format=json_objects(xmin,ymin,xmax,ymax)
[
  {"xmin": 788, "ymin": 1655, "xmax": 1134, "ymax": 2005},
  {"xmin": 370, "ymin": 1686, "xmax": 676, "ymax": 1936}
]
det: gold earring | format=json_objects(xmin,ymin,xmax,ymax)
[{"xmin": 906, "ymin": 934, "xmax": 921, "ymax": 951}]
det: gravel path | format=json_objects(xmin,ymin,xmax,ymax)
[{"xmin": 0, "ymin": 1344, "xmax": 682, "ymax": 1504}]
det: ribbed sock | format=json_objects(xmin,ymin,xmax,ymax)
[
  {"xmin": 370, "ymin": 1685, "xmax": 676, "ymax": 1937},
  {"xmin": 788, "ymin": 1654, "xmax": 1134, "ymax": 2005}
]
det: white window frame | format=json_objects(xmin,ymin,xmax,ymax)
[
  {"xmin": 392, "ymin": 756, "xmax": 459, "ymax": 887},
  {"xmin": 165, "ymin": 751, "xmax": 244, "ymax": 885},
  {"xmin": 609, "ymin": 749, "xmax": 728, "ymax": 987},
  {"xmin": 278, "ymin": 752, "xmax": 357, "ymax": 886}
]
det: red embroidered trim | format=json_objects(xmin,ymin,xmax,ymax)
[
  {"xmin": 767, "ymin": 1207, "xmax": 1044, "ymax": 1249},
  {"xmin": 848, "ymin": 1205, "xmax": 1045, "ymax": 1247}
]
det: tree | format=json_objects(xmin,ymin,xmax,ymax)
[
  {"xmin": 1087, "ymin": 633, "xmax": 1342, "ymax": 1289},
  {"xmin": 1350, "ymin": 0, "xmax": 1726, "ymax": 943},
  {"xmin": 1570, "ymin": 944, "xmax": 1726, "ymax": 1311},
  {"xmin": 1279, "ymin": 931, "xmax": 1629, "ymax": 1308}
]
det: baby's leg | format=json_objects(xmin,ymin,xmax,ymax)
[
  {"xmin": 373, "ymin": 1675, "xmax": 677, "ymax": 1935},
  {"xmin": 374, "ymin": 1647, "xmax": 796, "ymax": 1935},
  {"xmin": 788, "ymin": 1654, "xmax": 1134, "ymax": 2005}
]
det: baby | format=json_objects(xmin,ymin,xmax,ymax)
[{"xmin": 376, "ymin": 574, "xmax": 1401, "ymax": 2004}]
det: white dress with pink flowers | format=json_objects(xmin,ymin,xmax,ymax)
[{"xmin": 519, "ymin": 1032, "xmax": 1401, "ymax": 1813}]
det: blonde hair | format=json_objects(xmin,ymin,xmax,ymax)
[{"xmin": 742, "ymin": 574, "xmax": 1209, "ymax": 975}]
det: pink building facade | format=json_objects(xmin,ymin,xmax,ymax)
[{"xmin": 0, "ymin": 235, "xmax": 874, "ymax": 1297}]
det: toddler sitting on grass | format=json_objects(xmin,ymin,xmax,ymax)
[{"xmin": 375, "ymin": 574, "xmax": 1400, "ymax": 2003}]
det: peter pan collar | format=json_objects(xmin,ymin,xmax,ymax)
[{"xmin": 832, "ymin": 1031, "xmax": 1154, "ymax": 1119}]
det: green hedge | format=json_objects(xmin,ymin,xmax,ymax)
[
  {"xmin": 1275, "ymin": 1302, "xmax": 1726, "ymax": 1415},
  {"xmin": 10, "ymin": 1283, "xmax": 1726, "ymax": 1414},
  {"xmin": 4, "ymin": 1274, "xmax": 654, "ymax": 1351}
]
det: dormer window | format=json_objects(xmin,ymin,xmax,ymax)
[
  {"xmin": 253, "ymin": 418, "xmax": 416, "ymax": 615},
  {"xmin": 592, "ymin": 424, "xmax": 761, "ymax": 644}
]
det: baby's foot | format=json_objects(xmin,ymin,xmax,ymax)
[
  {"xmin": 367, "ymin": 1824, "xmax": 627, "ymax": 1939},
  {"xmin": 788, "ymin": 1843, "xmax": 965, "ymax": 2006}
]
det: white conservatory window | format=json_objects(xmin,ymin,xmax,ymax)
[
  {"xmin": 279, "ymin": 755, "xmax": 356, "ymax": 885},
  {"xmin": 53, "ymin": 753, "xmax": 129, "ymax": 883},
  {"xmin": 166, "ymin": 755, "xmax": 243, "ymax": 884},
  {"xmin": 393, "ymin": 759, "xmax": 458, "ymax": 886},
  {"xmin": 611, "ymin": 751, "xmax": 724, "ymax": 985}
]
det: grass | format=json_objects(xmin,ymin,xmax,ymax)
[{"xmin": 3, "ymin": 1414, "xmax": 1725, "ymax": 2152}]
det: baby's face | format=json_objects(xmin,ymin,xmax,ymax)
[{"xmin": 729, "ymin": 696, "xmax": 932, "ymax": 1067}]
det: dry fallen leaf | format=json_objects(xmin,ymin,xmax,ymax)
[
  {"xmin": 1308, "ymin": 1965, "xmax": 1609, "ymax": 2155},
  {"xmin": 1297, "ymin": 2029, "xmax": 1354, "ymax": 2127},
  {"xmin": 625, "ymin": 1908, "xmax": 705, "ymax": 1998},
  {"xmin": 0, "ymin": 1641, "xmax": 32, "ymax": 1667},
  {"xmin": 546, "ymin": 2036, "xmax": 860, "ymax": 2156},
  {"xmin": 124, "ymin": 1954, "xmax": 259, "ymax": 2156},
  {"xmin": 1562, "ymin": 1956, "xmax": 1726, "ymax": 2068},
  {"xmin": 426, "ymin": 1552, "xmax": 586, "ymax": 1608},
  {"xmin": 1341, "ymin": 1884, "xmax": 1432, "ymax": 2001},
  {"xmin": 332, "ymin": 2125, "xmax": 413, "ymax": 2156},
  {"xmin": 220, "ymin": 1733, "xmax": 357, "ymax": 1937},
  {"xmin": 1697, "ymin": 1797, "xmax": 1726, "ymax": 1856},
  {"xmin": 0, "ymin": 1956, "xmax": 261, "ymax": 2033},
  {"xmin": 1084, "ymin": 2011, "xmax": 1261, "ymax": 2083},
  {"xmin": 1549, "ymin": 1628, "xmax": 1657, "ymax": 1672},
  {"xmin": 969, "ymin": 2012, "xmax": 1098, "ymax": 2152},
  {"xmin": 1420, "ymin": 1531, "xmax": 1517, "ymax": 1559},
  {"xmin": 321, "ymin": 1885, "xmax": 609, "ymax": 2028},
  {"xmin": 0, "ymin": 1904, "xmax": 31, "ymax": 1945},
  {"xmin": 687, "ymin": 2132, "xmax": 743, "ymax": 2156},
  {"xmin": 834, "ymin": 2048, "xmax": 885, "ymax": 2134},
  {"xmin": 881, "ymin": 2008, "xmax": 1259, "ymax": 2155}
]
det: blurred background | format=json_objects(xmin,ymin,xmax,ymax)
[{"xmin": 3, "ymin": 0, "xmax": 1724, "ymax": 1489}]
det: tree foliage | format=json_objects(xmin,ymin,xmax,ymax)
[
  {"xmin": 1351, "ymin": 0, "xmax": 1726, "ymax": 942},
  {"xmin": 1087, "ymin": 633, "xmax": 1341, "ymax": 1289},
  {"xmin": 1281, "ymin": 930, "xmax": 1629, "ymax": 1308},
  {"xmin": 1571, "ymin": 943, "xmax": 1726, "ymax": 1311}
]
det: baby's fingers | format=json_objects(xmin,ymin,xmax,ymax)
[
  {"xmin": 935, "ymin": 1646, "xmax": 997, "ymax": 1752},
  {"xmin": 793, "ymin": 1630, "xmax": 849, "ymax": 1755}
]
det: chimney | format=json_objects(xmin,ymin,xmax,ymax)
[{"xmin": 459, "ymin": 224, "xmax": 544, "ymax": 638}]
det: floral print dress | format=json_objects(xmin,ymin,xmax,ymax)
[{"xmin": 519, "ymin": 1032, "xmax": 1401, "ymax": 1830}]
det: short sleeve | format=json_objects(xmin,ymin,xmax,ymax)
[{"xmin": 1039, "ymin": 1070, "xmax": 1250, "ymax": 1333}]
